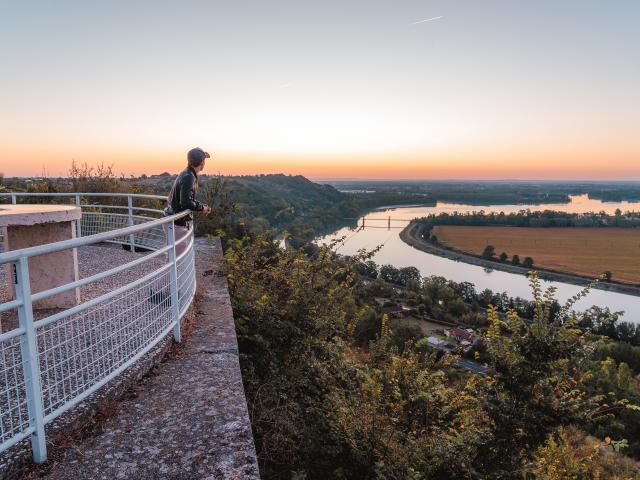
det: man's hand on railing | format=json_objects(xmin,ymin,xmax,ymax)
[{"xmin": 202, "ymin": 204, "xmax": 212, "ymax": 216}]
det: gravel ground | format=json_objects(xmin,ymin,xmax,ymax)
[{"xmin": 1, "ymin": 244, "xmax": 165, "ymax": 331}]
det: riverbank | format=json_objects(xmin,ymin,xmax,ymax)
[{"xmin": 400, "ymin": 221, "xmax": 640, "ymax": 298}]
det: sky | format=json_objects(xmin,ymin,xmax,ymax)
[{"xmin": 0, "ymin": 1, "xmax": 639, "ymax": 179}]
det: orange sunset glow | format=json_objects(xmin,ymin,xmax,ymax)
[{"xmin": 1, "ymin": 1, "xmax": 638, "ymax": 179}]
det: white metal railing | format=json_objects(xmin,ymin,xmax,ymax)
[{"xmin": 0, "ymin": 192, "xmax": 197, "ymax": 464}]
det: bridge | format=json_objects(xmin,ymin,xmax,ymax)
[{"xmin": 344, "ymin": 215, "xmax": 416, "ymax": 230}]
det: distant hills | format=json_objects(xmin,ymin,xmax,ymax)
[{"xmin": 5, "ymin": 171, "xmax": 640, "ymax": 245}]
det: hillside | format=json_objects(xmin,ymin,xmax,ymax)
[
  {"xmin": 3, "ymin": 171, "xmax": 429, "ymax": 245},
  {"xmin": 133, "ymin": 173, "xmax": 430, "ymax": 245},
  {"xmin": 223, "ymin": 174, "xmax": 353, "ymax": 229},
  {"xmin": 188, "ymin": 174, "xmax": 363, "ymax": 245}
]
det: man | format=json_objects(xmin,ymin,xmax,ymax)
[
  {"xmin": 164, "ymin": 147, "xmax": 212, "ymax": 257},
  {"xmin": 152, "ymin": 148, "xmax": 212, "ymax": 306}
]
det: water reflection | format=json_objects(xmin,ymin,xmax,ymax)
[{"xmin": 320, "ymin": 195, "xmax": 640, "ymax": 323}]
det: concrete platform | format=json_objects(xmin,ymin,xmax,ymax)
[{"xmin": 1, "ymin": 204, "xmax": 81, "ymax": 309}]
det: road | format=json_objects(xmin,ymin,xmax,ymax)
[{"xmin": 456, "ymin": 357, "xmax": 489, "ymax": 375}]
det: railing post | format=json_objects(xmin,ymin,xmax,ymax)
[
  {"xmin": 11, "ymin": 194, "xmax": 16, "ymax": 204},
  {"xmin": 166, "ymin": 221, "xmax": 181, "ymax": 343},
  {"xmin": 15, "ymin": 257, "xmax": 47, "ymax": 463},
  {"xmin": 74, "ymin": 195, "xmax": 82, "ymax": 238},
  {"xmin": 127, "ymin": 195, "xmax": 135, "ymax": 251}
]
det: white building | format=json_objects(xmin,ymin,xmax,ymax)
[{"xmin": 427, "ymin": 336, "xmax": 447, "ymax": 348}]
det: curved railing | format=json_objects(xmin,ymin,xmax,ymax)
[{"xmin": 0, "ymin": 192, "xmax": 197, "ymax": 463}]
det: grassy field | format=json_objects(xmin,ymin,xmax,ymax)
[
  {"xmin": 432, "ymin": 226, "xmax": 640, "ymax": 284},
  {"xmin": 391, "ymin": 317, "xmax": 447, "ymax": 335}
]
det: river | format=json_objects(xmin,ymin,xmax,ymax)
[{"xmin": 319, "ymin": 195, "xmax": 640, "ymax": 323}]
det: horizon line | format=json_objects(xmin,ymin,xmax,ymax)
[
  {"xmin": 4, "ymin": 173, "xmax": 640, "ymax": 184},
  {"xmin": 309, "ymin": 177, "xmax": 640, "ymax": 183}
]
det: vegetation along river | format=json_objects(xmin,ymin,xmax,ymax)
[{"xmin": 319, "ymin": 195, "xmax": 640, "ymax": 323}]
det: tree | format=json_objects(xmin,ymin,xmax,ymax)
[
  {"xmin": 617, "ymin": 362, "xmax": 632, "ymax": 390},
  {"xmin": 353, "ymin": 307, "xmax": 381, "ymax": 347},
  {"xmin": 577, "ymin": 306, "xmax": 621, "ymax": 339},
  {"xmin": 398, "ymin": 266, "xmax": 421, "ymax": 286},
  {"xmin": 68, "ymin": 160, "xmax": 122, "ymax": 193},
  {"xmin": 522, "ymin": 256, "xmax": 534, "ymax": 268},
  {"xmin": 227, "ymin": 233, "xmax": 372, "ymax": 477},
  {"xmin": 406, "ymin": 277, "xmax": 421, "ymax": 293},
  {"xmin": 601, "ymin": 356, "xmax": 618, "ymax": 379},
  {"xmin": 615, "ymin": 321, "xmax": 640, "ymax": 346},
  {"xmin": 330, "ymin": 339, "xmax": 489, "ymax": 479},
  {"xmin": 380, "ymin": 264, "xmax": 401, "ymax": 284},
  {"xmin": 357, "ymin": 260, "xmax": 378, "ymax": 279},
  {"xmin": 481, "ymin": 273, "xmax": 613, "ymax": 476},
  {"xmin": 499, "ymin": 252, "xmax": 508, "ymax": 262},
  {"xmin": 390, "ymin": 322, "xmax": 424, "ymax": 352},
  {"xmin": 447, "ymin": 297, "xmax": 468, "ymax": 317},
  {"xmin": 482, "ymin": 244, "xmax": 496, "ymax": 259},
  {"xmin": 530, "ymin": 426, "xmax": 639, "ymax": 479},
  {"xmin": 196, "ymin": 175, "xmax": 239, "ymax": 240},
  {"xmin": 511, "ymin": 254, "xmax": 520, "ymax": 266},
  {"xmin": 596, "ymin": 342, "xmax": 640, "ymax": 373}
]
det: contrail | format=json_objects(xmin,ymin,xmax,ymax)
[{"xmin": 411, "ymin": 16, "xmax": 443, "ymax": 25}]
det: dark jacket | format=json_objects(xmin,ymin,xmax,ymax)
[{"xmin": 165, "ymin": 167, "xmax": 203, "ymax": 225}]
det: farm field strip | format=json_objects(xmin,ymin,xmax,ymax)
[{"xmin": 431, "ymin": 226, "xmax": 640, "ymax": 284}]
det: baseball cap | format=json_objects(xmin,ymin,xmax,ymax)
[{"xmin": 187, "ymin": 147, "xmax": 210, "ymax": 165}]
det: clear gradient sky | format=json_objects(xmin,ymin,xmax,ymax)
[{"xmin": 1, "ymin": 1, "xmax": 639, "ymax": 179}]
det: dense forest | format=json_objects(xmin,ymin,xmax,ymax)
[
  {"xmin": 3, "ymin": 167, "xmax": 640, "ymax": 478},
  {"xmin": 228, "ymin": 234, "xmax": 640, "ymax": 479},
  {"xmin": 327, "ymin": 180, "xmax": 640, "ymax": 204},
  {"xmin": 201, "ymin": 176, "xmax": 640, "ymax": 478}
]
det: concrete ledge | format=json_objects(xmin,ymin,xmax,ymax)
[{"xmin": 0, "ymin": 205, "xmax": 81, "ymax": 227}]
